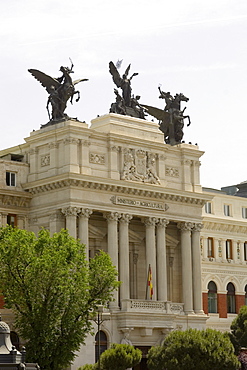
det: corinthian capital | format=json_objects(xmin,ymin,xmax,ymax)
[
  {"xmin": 61, "ymin": 206, "xmax": 80, "ymax": 217},
  {"xmin": 120, "ymin": 214, "xmax": 133, "ymax": 224},
  {"xmin": 104, "ymin": 212, "xmax": 120, "ymax": 222},
  {"xmin": 79, "ymin": 208, "xmax": 93, "ymax": 219},
  {"xmin": 193, "ymin": 223, "xmax": 203, "ymax": 232},
  {"xmin": 157, "ymin": 218, "xmax": 169, "ymax": 228},
  {"xmin": 177, "ymin": 222, "xmax": 194, "ymax": 231},
  {"xmin": 144, "ymin": 217, "xmax": 157, "ymax": 227}
]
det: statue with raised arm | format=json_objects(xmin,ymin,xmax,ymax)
[
  {"xmin": 143, "ymin": 86, "xmax": 191, "ymax": 145},
  {"xmin": 28, "ymin": 60, "xmax": 88, "ymax": 124},
  {"xmin": 109, "ymin": 61, "xmax": 145, "ymax": 119}
]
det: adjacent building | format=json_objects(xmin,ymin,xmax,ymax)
[{"xmin": 0, "ymin": 114, "xmax": 246, "ymax": 369}]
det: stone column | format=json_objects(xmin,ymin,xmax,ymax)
[
  {"xmin": 144, "ymin": 217, "xmax": 157, "ymax": 300},
  {"xmin": 104, "ymin": 212, "xmax": 120, "ymax": 309},
  {"xmin": 61, "ymin": 206, "xmax": 79, "ymax": 239},
  {"xmin": 156, "ymin": 218, "xmax": 169, "ymax": 301},
  {"xmin": 49, "ymin": 211, "xmax": 65, "ymax": 234},
  {"xmin": 192, "ymin": 223, "xmax": 204, "ymax": 314},
  {"xmin": 201, "ymin": 236, "xmax": 208, "ymax": 259},
  {"xmin": 240, "ymin": 241, "xmax": 245, "ymax": 263},
  {"xmin": 119, "ymin": 214, "xmax": 132, "ymax": 302},
  {"xmin": 232, "ymin": 240, "xmax": 238, "ymax": 262},
  {"xmin": 78, "ymin": 209, "xmax": 93, "ymax": 260},
  {"xmin": 221, "ymin": 239, "xmax": 227, "ymax": 261},
  {"xmin": 177, "ymin": 222, "xmax": 194, "ymax": 314}
]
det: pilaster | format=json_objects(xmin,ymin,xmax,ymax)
[
  {"xmin": 61, "ymin": 206, "xmax": 79, "ymax": 239},
  {"xmin": 78, "ymin": 208, "xmax": 93, "ymax": 260}
]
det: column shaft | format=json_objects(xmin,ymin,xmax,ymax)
[
  {"xmin": 178, "ymin": 222, "xmax": 194, "ymax": 314},
  {"xmin": 61, "ymin": 206, "xmax": 78, "ymax": 239},
  {"xmin": 156, "ymin": 219, "xmax": 169, "ymax": 301},
  {"xmin": 145, "ymin": 217, "xmax": 157, "ymax": 300},
  {"xmin": 105, "ymin": 212, "xmax": 119, "ymax": 309},
  {"xmin": 119, "ymin": 214, "xmax": 132, "ymax": 302},
  {"xmin": 192, "ymin": 224, "xmax": 204, "ymax": 314},
  {"xmin": 78, "ymin": 209, "xmax": 92, "ymax": 260}
]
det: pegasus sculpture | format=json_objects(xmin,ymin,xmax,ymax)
[{"xmin": 28, "ymin": 60, "xmax": 88, "ymax": 122}]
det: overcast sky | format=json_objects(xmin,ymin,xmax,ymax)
[{"xmin": 1, "ymin": 0, "xmax": 247, "ymax": 190}]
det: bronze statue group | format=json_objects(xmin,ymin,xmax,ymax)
[{"xmin": 29, "ymin": 60, "xmax": 191, "ymax": 146}]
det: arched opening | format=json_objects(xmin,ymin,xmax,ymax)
[
  {"xmin": 95, "ymin": 330, "xmax": 107, "ymax": 363},
  {"xmin": 207, "ymin": 281, "xmax": 217, "ymax": 313},
  {"xmin": 227, "ymin": 282, "xmax": 236, "ymax": 313},
  {"xmin": 10, "ymin": 331, "xmax": 20, "ymax": 351}
]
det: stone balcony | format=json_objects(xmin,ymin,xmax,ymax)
[{"xmin": 120, "ymin": 299, "xmax": 184, "ymax": 315}]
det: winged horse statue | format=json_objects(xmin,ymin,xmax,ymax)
[{"xmin": 28, "ymin": 60, "xmax": 88, "ymax": 121}]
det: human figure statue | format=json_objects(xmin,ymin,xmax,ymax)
[
  {"xmin": 109, "ymin": 61, "xmax": 146, "ymax": 119},
  {"xmin": 29, "ymin": 60, "xmax": 88, "ymax": 123},
  {"xmin": 121, "ymin": 332, "xmax": 133, "ymax": 346},
  {"xmin": 109, "ymin": 61, "xmax": 138, "ymax": 107},
  {"xmin": 110, "ymin": 88, "xmax": 126, "ymax": 115}
]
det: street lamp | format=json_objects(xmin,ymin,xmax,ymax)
[{"xmin": 93, "ymin": 305, "xmax": 110, "ymax": 369}]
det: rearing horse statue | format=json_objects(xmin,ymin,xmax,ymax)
[{"xmin": 28, "ymin": 61, "xmax": 88, "ymax": 122}]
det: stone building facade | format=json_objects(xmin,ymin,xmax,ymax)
[{"xmin": 0, "ymin": 113, "xmax": 244, "ymax": 368}]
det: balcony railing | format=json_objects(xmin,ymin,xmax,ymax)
[{"xmin": 121, "ymin": 299, "xmax": 184, "ymax": 315}]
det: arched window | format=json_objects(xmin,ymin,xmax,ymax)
[
  {"xmin": 208, "ymin": 281, "xmax": 217, "ymax": 313},
  {"xmin": 10, "ymin": 331, "xmax": 20, "ymax": 351},
  {"xmin": 245, "ymin": 285, "xmax": 247, "ymax": 306},
  {"xmin": 227, "ymin": 282, "xmax": 236, "ymax": 313},
  {"xmin": 95, "ymin": 330, "xmax": 107, "ymax": 363}
]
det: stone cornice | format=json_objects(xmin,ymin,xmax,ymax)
[{"xmin": 23, "ymin": 175, "xmax": 209, "ymax": 206}]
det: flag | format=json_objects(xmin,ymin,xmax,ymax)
[
  {"xmin": 116, "ymin": 59, "xmax": 123, "ymax": 69},
  {"xmin": 147, "ymin": 264, "xmax": 153, "ymax": 300}
]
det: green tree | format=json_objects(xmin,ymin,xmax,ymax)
[
  {"xmin": 147, "ymin": 328, "xmax": 240, "ymax": 370},
  {"xmin": 0, "ymin": 226, "xmax": 120, "ymax": 370},
  {"xmin": 99, "ymin": 343, "xmax": 142, "ymax": 370},
  {"xmin": 78, "ymin": 365, "xmax": 97, "ymax": 370},
  {"xmin": 230, "ymin": 305, "xmax": 247, "ymax": 353}
]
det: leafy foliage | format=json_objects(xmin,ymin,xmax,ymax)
[
  {"xmin": 147, "ymin": 328, "xmax": 240, "ymax": 370},
  {"xmin": 230, "ymin": 305, "xmax": 247, "ymax": 353},
  {"xmin": 99, "ymin": 343, "xmax": 142, "ymax": 370},
  {"xmin": 0, "ymin": 226, "xmax": 120, "ymax": 370},
  {"xmin": 78, "ymin": 365, "xmax": 97, "ymax": 370}
]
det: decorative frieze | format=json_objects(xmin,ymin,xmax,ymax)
[
  {"xmin": 89, "ymin": 153, "xmax": 105, "ymax": 165},
  {"xmin": 165, "ymin": 166, "xmax": 179, "ymax": 178},
  {"xmin": 41, "ymin": 154, "xmax": 50, "ymax": 167}
]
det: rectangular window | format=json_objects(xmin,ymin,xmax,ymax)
[
  {"xmin": 205, "ymin": 202, "xmax": 212, "ymax": 214},
  {"xmin": 226, "ymin": 239, "xmax": 232, "ymax": 259},
  {"xmin": 6, "ymin": 172, "xmax": 16, "ymax": 186},
  {"xmin": 244, "ymin": 242, "xmax": 247, "ymax": 261},
  {"xmin": 207, "ymin": 237, "xmax": 214, "ymax": 257},
  {"xmin": 7, "ymin": 214, "xmax": 17, "ymax": 227},
  {"xmin": 242, "ymin": 208, "xmax": 247, "ymax": 219},
  {"xmin": 224, "ymin": 204, "xmax": 231, "ymax": 217}
]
